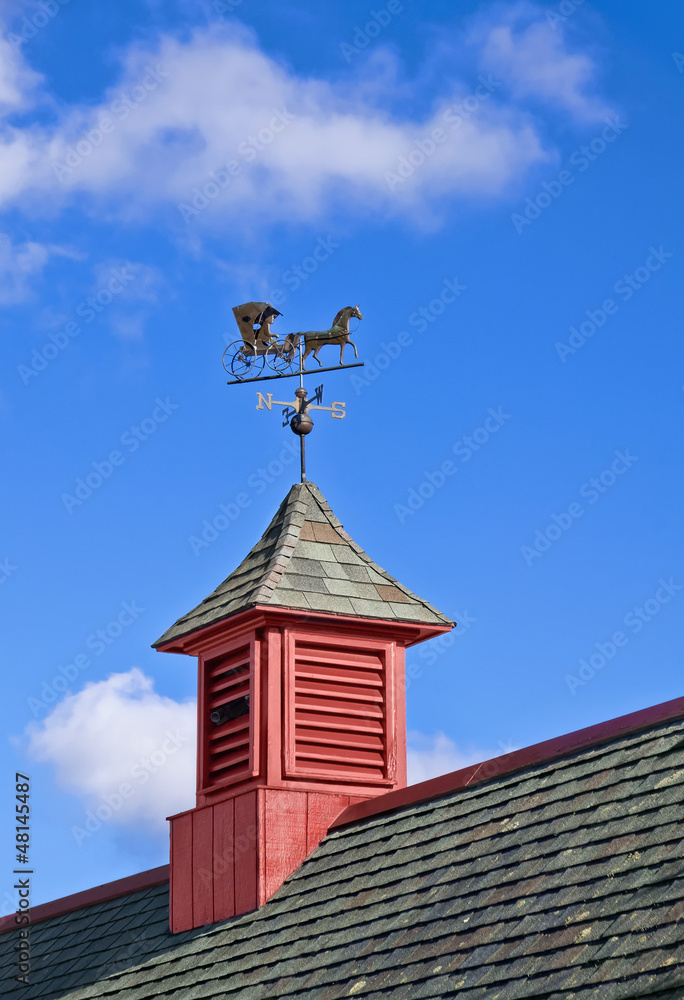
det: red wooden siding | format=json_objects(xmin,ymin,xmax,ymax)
[
  {"xmin": 170, "ymin": 788, "xmax": 365, "ymax": 930},
  {"xmin": 306, "ymin": 792, "xmax": 352, "ymax": 853},
  {"xmin": 191, "ymin": 807, "xmax": 213, "ymax": 927},
  {"xmin": 264, "ymin": 790, "xmax": 308, "ymax": 899},
  {"xmin": 284, "ymin": 633, "xmax": 396, "ymax": 785}
]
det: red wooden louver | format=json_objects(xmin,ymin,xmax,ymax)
[
  {"xmin": 284, "ymin": 634, "xmax": 394, "ymax": 785},
  {"xmin": 202, "ymin": 639, "xmax": 257, "ymax": 789}
]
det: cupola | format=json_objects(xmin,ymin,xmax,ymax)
[{"xmin": 154, "ymin": 481, "xmax": 453, "ymax": 932}]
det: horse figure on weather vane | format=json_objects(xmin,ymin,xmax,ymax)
[{"xmin": 223, "ymin": 301, "xmax": 364, "ymax": 382}]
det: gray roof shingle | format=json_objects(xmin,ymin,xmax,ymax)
[
  {"xmin": 154, "ymin": 482, "xmax": 453, "ymax": 646},
  {"xmin": 3, "ymin": 715, "xmax": 684, "ymax": 1000}
]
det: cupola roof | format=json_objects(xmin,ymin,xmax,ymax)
[{"xmin": 154, "ymin": 482, "xmax": 453, "ymax": 647}]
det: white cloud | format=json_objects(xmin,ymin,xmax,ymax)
[
  {"xmin": 407, "ymin": 731, "xmax": 490, "ymax": 784},
  {"xmin": 26, "ymin": 669, "xmax": 196, "ymax": 832},
  {"xmin": 472, "ymin": 2, "xmax": 612, "ymax": 123},
  {"xmin": 0, "ymin": 234, "xmax": 74, "ymax": 305},
  {"xmin": 0, "ymin": 7, "xmax": 613, "ymax": 225},
  {"xmin": 0, "ymin": 29, "xmax": 41, "ymax": 112}
]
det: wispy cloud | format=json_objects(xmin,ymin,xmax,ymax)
[
  {"xmin": 0, "ymin": 234, "xmax": 77, "ymax": 305},
  {"xmin": 0, "ymin": 5, "xmax": 613, "ymax": 227},
  {"xmin": 470, "ymin": 1, "xmax": 612, "ymax": 122}
]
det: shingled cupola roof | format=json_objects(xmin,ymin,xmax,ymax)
[{"xmin": 154, "ymin": 481, "xmax": 453, "ymax": 647}]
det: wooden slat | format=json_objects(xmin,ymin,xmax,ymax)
[
  {"xmin": 234, "ymin": 792, "xmax": 258, "ymax": 914},
  {"xmin": 209, "ymin": 656, "xmax": 248, "ymax": 676},
  {"xmin": 295, "ymin": 695, "xmax": 383, "ymax": 719},
  {"xmin": 295, "ymin": 744, "xmax": 385, "ymax": 766},
  {"xmin": 208, "ymin": 647, "xmax": 249, "ymax": 670},
  {"xmin": 295, "ymin": 728, "xmax": 384, "ymax": 751},
  {"xmin": 210, "ymin": 683, "xmax": 250, "ymax": 708},
  {"xmin": 294, "ymin": 711, "xmax": 384, "ymax": 734},
  {"xmin": 208, "ymin": 672, "xmax": 249, "ymax": 696},
  {"xmin": 192, "ymin": 807, "xmax": 213, "ymax": 928},
  {"xmin": 213, "ymin": 799, "xmax": 235, "ymax": 922},
  {"xmin": 295, "ymin": 646, "xmax": 383, "ymax": 669},
  {"xmin": 295, "ymin": 665, "xmax": 383, "ymax": 687},
  {"xmin": 169, "ymin": 813, "xmax": 193, "ymax": 933},
  {"xmin": 209, "ymin": 728, "xmax": 250, "ymax": 752},
  {"xmin": 295, "ymin": 680, "xmax": 384, "ymax": 703},
  {"xmin": 209, "ymin": 749, "xmax": 250, "ymax": 774},
  {"xmin": 302, "ymin": 758, "xmax": 385, "ymax": 779}
]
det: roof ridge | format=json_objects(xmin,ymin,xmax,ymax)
[
  {"xmin": 0, "ymin": 865, "xmax": 169, "ymax": 935},
  {"xmin": 329, "ymin": 695, "xmax": 684, "ymax": 831}
]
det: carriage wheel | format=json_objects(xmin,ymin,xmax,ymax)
[
  {"xmin": 269, "ymin": 341, "xmax": 300, "ymax": 375},
  {"xmin": 224, "ymin": 341, "xmax": 265, "ymax": 380}
]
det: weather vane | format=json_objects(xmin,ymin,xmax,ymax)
[{"xmin": 222, "ymin": 301, "xmax": 364, "ymax": 482}]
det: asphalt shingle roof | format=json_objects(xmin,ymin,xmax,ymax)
[
  {"xmin": 154, "ymin": 482, "xmax": 453, "ymax": 646},
  {"xmin": 5, "ymin": 714, "xmax": 684, "ymax": 1000}
]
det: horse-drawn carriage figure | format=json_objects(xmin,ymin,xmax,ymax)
[{"xmin": 223, "ymin": 301, "xmax": 363, "ymax": 380}]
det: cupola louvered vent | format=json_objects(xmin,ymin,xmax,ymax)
[
  {"xmin": 204, "ymin": 642, "xmax": 253, "ymax": 788},
  {"xmin": 285, "ymin": 634, "xmax": 395, "ymax": 785}
]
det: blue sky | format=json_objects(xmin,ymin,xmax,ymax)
[{"xmin": 1, "ymin": 0, "xmax": 683, "ymax": 908}]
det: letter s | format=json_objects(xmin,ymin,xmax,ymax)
[
  {"xmin": 282, "ymin": 270, "xmax": 300, "ymax": 292},
  {"xmin": 237, "ymin": 140, "xmax": 256, "ymax": 162},
  {"xmin": 569, "ymin": 150, "xmax": 588, "ymax": 172},
  {"xmin": 76, "ymin": 303, "xmax": 95, "ymax": 323},
  {"xmin": 613, "ymin": 278, "xmax": 632, "ymax": 302},
  {"xmin": 418, "ymin": 647, "xmax": 437, "ymax": 666},
  {"xmin": 623, "ymin": 611, "xmax": 642, "ymax": 634},
  {"xmin": 120, "ymin": 431, "xmax": 138, "ymax": 452},
  {"xmin": 579, "ymin": 483, "xmax": 599, "ymax": 504},
  {"xmin": 110, "ymin": 98, "xmax": 130, "ymax": 120}
]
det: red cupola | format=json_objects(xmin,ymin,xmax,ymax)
[{"xmin": 154, "ymin": 482, "xmax": 453, "ymax": 932}]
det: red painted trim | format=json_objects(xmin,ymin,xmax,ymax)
[
  {"xmin": 330, "ymin": 696, "xmax": 684, "ymax": 830},
  {"xmin": 0, "ymin": 865, "xmax": 169, "ymax": 936},
  {"xmin": 155, "ymin": 605, "xmax": 452, "ymax": 654}
]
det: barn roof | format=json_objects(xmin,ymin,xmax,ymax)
[
  {"xmin": 4, "ymin": 699, "xmax": 684, "ymax": 1000},
  {"xmin": 154, "ymin": 481, "xmax": 453, "ymax": 647}
]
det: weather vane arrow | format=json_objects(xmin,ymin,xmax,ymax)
[{"xmin": 222, "ymin": 301, "xmax": 363, "ymax": 483}]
